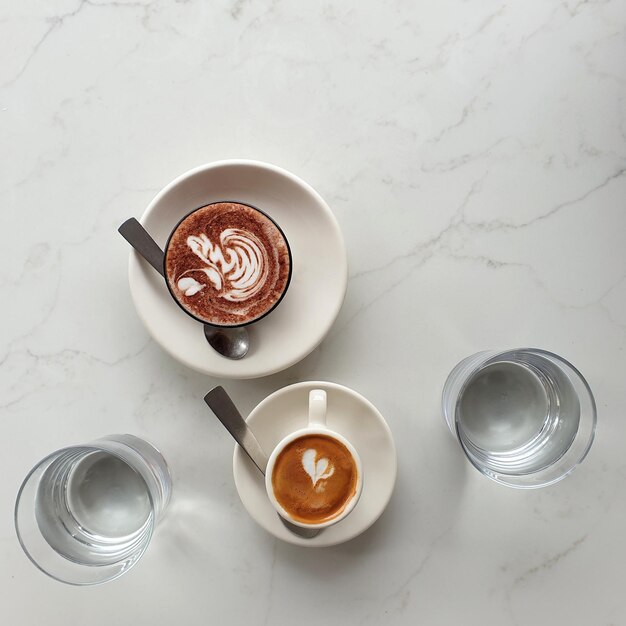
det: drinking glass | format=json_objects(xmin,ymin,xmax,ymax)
[
  {"xmin": 442, "ymin": 348, "xmax": 596, "ymax": 488},
  {"xmin": 15, "ymin": 434, "xmax": 171, "ymax": 585}
]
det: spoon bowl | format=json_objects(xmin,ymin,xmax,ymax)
[{"xmin": 203, "ymin": 324, "xmax": 249, "ymax": 360}]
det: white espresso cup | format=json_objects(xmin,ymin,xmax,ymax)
[{"xmin": 265, "ymin": 389, "xmax": 363, "ymax": 529}]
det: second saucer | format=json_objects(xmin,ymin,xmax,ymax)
[{"xmin": 233, "ymin": 381, "xmax": 397, "ymax": 547}]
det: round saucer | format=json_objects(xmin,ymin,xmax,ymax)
[
  {"xmin": 233, "ymin": 381, "xmax": 397, "ymax": 547},
  {"xmin": 128, "ymin": 160, "xmax": 347, "ymax": 379}
]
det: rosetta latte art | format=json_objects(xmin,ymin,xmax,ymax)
[{"xmin": 175, "ymin": 229, "xmax": 269, "ymax": 303}]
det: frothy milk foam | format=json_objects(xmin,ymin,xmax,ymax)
[
  {"xmin": 165, "ymin": 202, "xmax": 291, "ymax": 327},
  {"xmin": 178, "ymin": 229, "xmax": 269, "ymax": 302},
  {"xmin": 301, "ymin": 448, "xmax": 335, "ymax": 489}
]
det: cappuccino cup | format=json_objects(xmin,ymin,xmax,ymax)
[
  {"xmin": 164, "ymin": 200, "xmax": 292, "ymax": 328},
  {"xmin": 265, "ymin": 390, "xmax": 363, "ymax": 529}
]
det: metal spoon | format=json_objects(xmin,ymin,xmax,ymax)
[
  {"xmin": 204, "ymin": 386, "xmax": 320, "ymax": 539},
  {"xmin": 203, "ymin": 324, "xmax": 249, "ymax": 361},
  {"xmin": 118, "ymin": 218, "xmax": 250, "ymax": 360}
]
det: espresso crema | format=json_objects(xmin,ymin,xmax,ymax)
[{"xmin": 271, "ymin": 434, "xmax": 358, "ymax": 524}]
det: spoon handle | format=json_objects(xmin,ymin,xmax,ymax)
[
  {"xmin": 204, "ymin": 386, "xmax": 320, "ymax": 539},
  {"xmin": 118, "ymin": 218, "xmax": 166, "ymax": 278},
  {"xmin": 204, "ymin": 386, "xmax": 268, "ymax": 474}
]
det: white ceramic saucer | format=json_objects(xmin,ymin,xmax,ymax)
[
  {"xmin": 233, "ymin": 381, "xmax": 397, "ymax": 547},
  {"xmin": 128, "ymin": 160, "xmax": 347, "ymax": 379}
]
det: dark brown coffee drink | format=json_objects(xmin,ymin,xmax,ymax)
[
  {"xmin": 164, "ymin": 202, "xmax": 291, "ymax": 327},
  {"xmin": 271, "ymin": 434, "xmax": 358, "ymax": 525}
]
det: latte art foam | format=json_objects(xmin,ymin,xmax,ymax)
[
  {"xmin": 301, "ymin": 449, "xmax": 335, "ymax": 491},
  {"xmin": 271, "ymin": 435, "xmax": 358, "ymax": 525},
  {"xmin": 177, "ymin": 228, "xmax": 269, "ymax": 303},
  {"xmin": 165, "ymin": 203, "xmax": 291, "ymax": 326}
]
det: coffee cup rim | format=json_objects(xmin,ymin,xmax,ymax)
[
  {"xmin": 162, "ymin": 200, "xmax": 293, "ymax": 328},
  {"xmin": 264, "ymin": 426, "xmax": 363, "ymax": 530}
]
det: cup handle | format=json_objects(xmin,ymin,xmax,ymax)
[{"xmin": 308, "ymin": 390, "xmax": 327, "ymax": 427}]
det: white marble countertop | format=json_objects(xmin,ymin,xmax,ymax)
[{"xmin": 2, "ymin": 1, "xmax": 625, "ymax": 624}]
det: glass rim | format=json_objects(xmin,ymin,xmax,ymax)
[
  {"xmin": 453, "ymin": 347, "xmax": 597, "ymax": 489},
  {"xmin": 162, "ymin": 199, "xmax": 294, "ymax": 328}
]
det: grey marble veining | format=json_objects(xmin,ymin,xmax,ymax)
[{"xmin": 1, "ymin": 0, "xmax": 625, "ymax": 624}]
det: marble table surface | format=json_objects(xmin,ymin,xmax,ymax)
[{"xmin": 2, "ymin": 1, "xmax": 625, "ymax": 624}]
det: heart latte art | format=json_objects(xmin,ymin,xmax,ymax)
[
  {"xmin": 165, "ymin": 203, "xmax": 291, "ymax": 326},
  {"xmin": 301, "ymin": 449, "xmax": 335, "ymax": 491},
  {"xmin": 271, "ymin": 434, "xmax": 359, "ymax": 525}
]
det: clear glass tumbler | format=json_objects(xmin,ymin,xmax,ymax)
[
  {"xmin": 15, "ymin": 434, "xmax": 171, "ymax": 585},
  {"xmin": 442, "ymin": 348, "xmax": 596, "ymax": 488}
]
